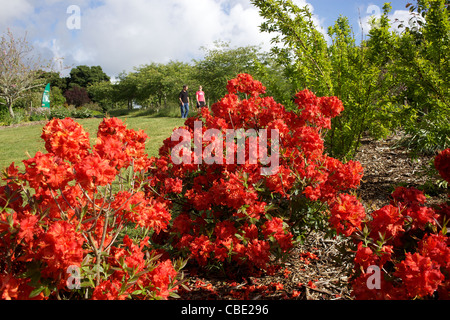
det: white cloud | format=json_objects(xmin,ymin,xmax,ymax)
[
  {"xmin": 2, "ymin": 0, "xmax": 325, "ymax": 77},
  {"xmin": 56, "ymin": 0, "xmax": 280, "ymax": 76},
  {"xmin": 0, "ymin": 0, "xmax": 33, "ymax": 27}
]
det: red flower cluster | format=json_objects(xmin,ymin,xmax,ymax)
[
  {"xmin": 41, "ymin": 117, "xmax": 90, "ymax": 163},
  {"xmin": 349, "ymin": 149, "xmax": 450, "ymax": 300},
  {"xmin": 148, "ymin": 74, "xmax": 363, "ymax": 274},
  {"xmin": 328, "ymin": 194, "xmax": 366, "ymax": 237},
  {"xmin": 295, "ymin": 89, "xmax": 344, "ymax": 129},
  {"xmin": 434, "ymin": 148, "xmax": 450, "ymax": 183},
  {"xmin": 226, "ymin": 73, "xmax": 266, "ymax": 97},
  {"xmin": 94, "ymin": 117, "xmax": 149, "ymax": 171},
  {"xmin": 93, "ymin": 236, "xmax": 177, "ymax": 300},
  {"xmin": 0, "ymin": 118, "xmax": 179, "ymax": 300}
]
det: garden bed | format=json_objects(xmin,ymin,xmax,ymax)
[{"xmin": 175, "ymin": 132, "xmax": 447, "ymax": 300}]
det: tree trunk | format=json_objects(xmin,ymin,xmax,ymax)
[{"xmin": 7, "ymin": 99, "xmax": 14, "ymax": 118}]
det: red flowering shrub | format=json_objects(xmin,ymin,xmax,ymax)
[
  {"xmin": 146, "ymin": 73, "xmax": 364, "ymax": 275},
  {"xmin": 348, "ymin": 148, "xmax": 450, "ymax": 300},
  {"xmin": 0, "ymin": 117, "xmax": 183, "ymax": 300}
]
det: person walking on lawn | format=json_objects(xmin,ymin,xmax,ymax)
[{"xmin": 179, "ymin": 85, "xmax": 189, "ymax": 119}]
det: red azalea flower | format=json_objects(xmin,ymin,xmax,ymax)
[
  {"xmin": 74, "ymin": 153, "xmax": 117, "ymax": 190},
  {"xmin": 369, "ymin": 204, "xmax": 405, "ymax": 243},
  {"xmin": 41, "ymin": 118, "xmax": 90, "ymax": 163},
  {"xmin": 329, "ymin": 194, "xmax": 366, "ymax": 237},
  {"xmin": 394, "ymin": 252, "xmax": 445, "ymax": 298},
  {"xmin": 434, "ymin": 148, "xmax": 450, "ymax": 183}
]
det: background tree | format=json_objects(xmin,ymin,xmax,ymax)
[
  {"xmin": 252, "ymin": 0, "xmax": 401, "ymax": 159},
  {"xmin": 135, "ymin": 61, "xmax": 193, "ymax": 109},
  {"xmin": 253, "ymin": 0, "xmax": 332, "ymax": 96},
  {"xmin": 391, "ymin": 0, "xmax": 450, "ymax": 154},
  {"xmin": 68, "ymin": 65, "xmax": 110, "ymax": 88},
  {"xmin": 39, "ymin": 70, "xmax": 68, "ymax": 91},
  {"xmin": 252, "ymin": 53, "xmax": 296, "ymax": 108},
  {"xmin": 87, "ymin": 81, "xmax": 115, "ymax": 111},
  {"xmin": 194, "ymin": 41, "xmax": 263, "ymax": 103},
  {"xmin": 0, "ymin": 29, "xmax": 47, "ymax": 118},
  {"xmin": 114, "ymin": 71, "xmax": 139, "ymax": 110},
  {"xmin": 325, "ymin": 9, "xmax": 400, "ymax": 158},
  {"xmin": 64, "ymin": 86, "xmax": 91, "ymax": 107}
]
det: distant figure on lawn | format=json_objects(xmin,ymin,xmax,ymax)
[
  {"xmin": 179, "ymin": 85, "xmax": 189, "ymax": 119},
  {"xmin": 196, "ymin": 86, "xmax": 206, "ymax": 110}
]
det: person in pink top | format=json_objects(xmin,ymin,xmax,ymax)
[{"xmin": 196, "ymin": 86, "xmax": 206, "ymax": 110}]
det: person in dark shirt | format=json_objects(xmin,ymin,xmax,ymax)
[{"xmin": 179, "ymin": 85, "xmax": 189, "ymax": 119}]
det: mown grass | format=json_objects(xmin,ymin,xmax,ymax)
[{"xmin": 0, "ymin": 115, "xmax": 186, "ymax": 171}]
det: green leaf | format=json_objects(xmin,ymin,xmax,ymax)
[{"xmin": 29, "ymin": 286, "xmax": 46, "ymax": 298}]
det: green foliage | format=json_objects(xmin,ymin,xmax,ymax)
[
  {"xmin": 38, "ymin": 71, "xmax": 68, "ymax": 91},
  {"xmin": 114, "ymin": 42, "xmax": 295, "ymax": 114},
  {"xmin": 325, "ymin": 6, "xmax": 403, "ymax": 159},
  {"xmin": 134, "ymin": 61, "xmax": 194, "ymax": 108},
  {"xmin": 249, "ymin": 53, "xmax": 296, "ymax": 108},
  {"xmin": 29, "ymin": 107, "xmax": 51, "ymax": 121},
  {"xmin": 69, "ymin": 65, "xmax": 110, "ymax": 88},
  {"xmin": 49, "ymin": 105, "xmax": 100, "ymax": 119},
  {"xmin": 254, "ymin": 0, "xmax": 332, "ymax": 95},
  {"xmin": 391, "ymin": 0, "xmax": 450, "ymax": 154},
  {"xmin": 113, "ymin": 61, "xmax": 194, "ymax": 112},
  {"xmin": 50, "ymin": 86, "xmax": 66, "ymax": 107},
  {"xmin": 49, "ymin": 106, "xmax": 72, "ymax": 119},
  {"xmin": 87, "ymin": 81, "xmax": 115, "ymax": 111},
  {"xmin": 193, "ymin": 41, "xmax": 263, "ymax": 103},
  {"xmin": 252, "ymin": 0, "xmax": 449, "ymax": 159},
  {"xmin": 0, "ymin": 108, "xmax": 28, "ymax": 125}
]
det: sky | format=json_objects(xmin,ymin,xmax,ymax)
[{"xmin": 0, "ymin": 0, "xmax": 414, "ymax": 79}]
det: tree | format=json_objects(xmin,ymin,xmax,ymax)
[
  {"xmin": 0, "ymin": 29, "xmax": 46, "ymax": 118},
  {"xmin": 325, "ymin": 10, "xmax": 400, "ymax": 157},
  {"xmin": 135, "ymin": 61, "xmax": 193, "ymax": 108},
  {"xmin": 252, "ymin": 53, "xmax": 296, "ymax": 108},
  {"xmin": 194, "ymin": 41, "xmax": 262, "ymax": 103},
  {"xmin": 391, "ymin": 0, "xmax": 450, "ymax": 154},
  {"xmin": 252, "ymin": 0, "xmax": 332, "ymax": 96},
  {"xmin": 39, "ymin": 70, "xmax": 68, "ymax": 91},
  {"xmin": 252, "ymin": 0, "xmax": 400, "ymax": 158},
  {"xmin": 114, "ymin": 71, "xmax": 139, "ymax": 110},
  {"xmin": 113, "ymin": 61, "xmax": 194, "ymax": 111},
  {"xmin": 87, "ymin": 81, "xmax": 114, "ymax": 111},
  {"xmin": 69, "ymin": 65, "xmax": 110, "ymax": 88},
  {"xmin": 64, "ymin": 86, "xmax": 91, "ymax": 107}
]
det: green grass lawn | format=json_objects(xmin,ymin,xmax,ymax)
[{"xmin": 0, "ymin": 115, "xmax": 185, "ymax": 171}]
